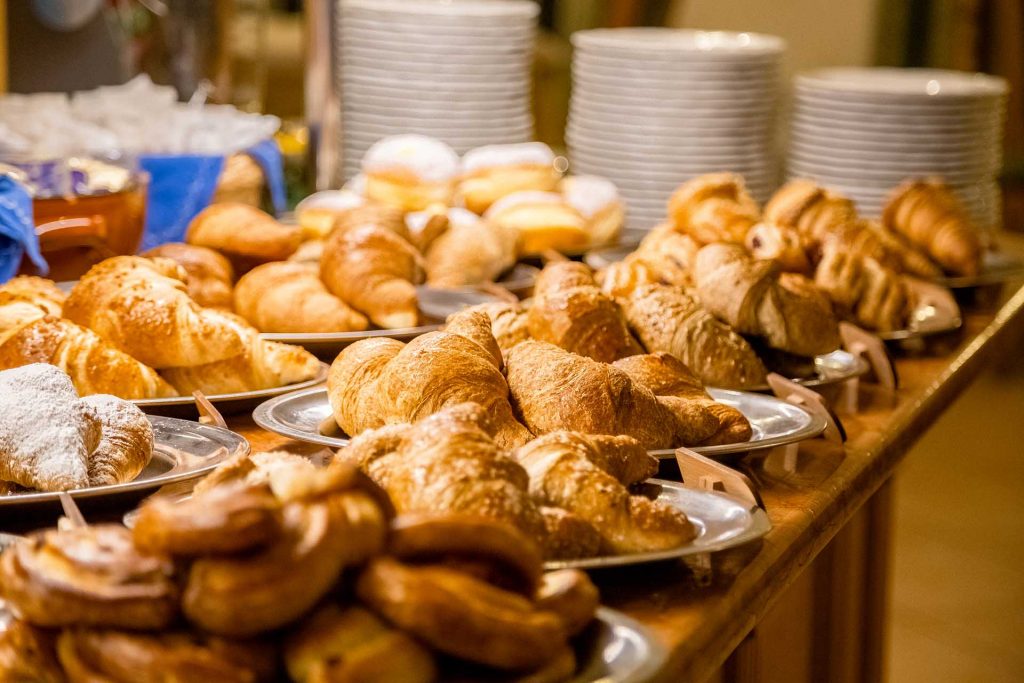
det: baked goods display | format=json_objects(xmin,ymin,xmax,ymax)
[
  {"xmin": 0, "ymin": 364, "xmax": 153, "ymax": 493},
  {"xmin": 1, "ymin": 455, "xmax": 609, "ymax": 682},
  {"xmin": 0, "ymin": 258, "xmax": 321, "ymax": 400},
  {"xmin": 327, "ymin": 303, "xmax": 752, "ymax": 451}
]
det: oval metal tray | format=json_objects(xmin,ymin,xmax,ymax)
[
  {"xmin": 254, "ymin": 387, "xmax": 825, "ymax": 460},
  {"xmin": 545, "ymin": 479, "xmax": 771, "ymax": 571},
  {"xmin": 0, "ymin": 416, "xmax": 248, "ymax": 509}
]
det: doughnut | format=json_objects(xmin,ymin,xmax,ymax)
[
  {"xmin": 458, "ymin": 142, "xmax": 561, "ymax": 214},
  {"xmin": 362, "ymin": 135, "xmax": 460, "ymax": 212}
]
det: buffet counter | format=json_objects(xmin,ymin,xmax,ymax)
[{"xmin": 230, "ymin": 235, "xmax": 1024, "ymax": 683}]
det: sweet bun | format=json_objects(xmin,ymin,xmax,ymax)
[
  {"xmin": 534, "ymin": 569, "xmax": 599, "ymax": 637},
  {"xmin": 284, "ymin": 604, "xmax": 437, "ymax": 683},
  {"xmin": 362, "ymin": 135, "xmax": 460, "ymax": 211},
  {"xmin": 388, "ymin": 513, "xmax": 544, "ymax": 595},
  {"xmin": 561, "ymin": 174, "xmax": 624, "ymax": 247},
  {"xmin": 356, "ymin": 557, "xmax": 566, "ymax": 671},
  {"xmin": 132, "ymin": 481, "xmax": 282, "ymax": 556},
  {"xmin": 56, "ymin": 628, "xmax": 277, "ymax": 683},
  {"xmin": 0, "ymin": 525, "xmax": 177, "ymax": 629},
  {"xmin": 458, "ymin": 142, "xmax": 561, "ymax": 214},
  {"xmin": 294, "ymin": 190, "xmax": 366, "ymax": 240},
  {"xmin": 484, "ymin": 191, "xmax": 588, "ymax": 255}
]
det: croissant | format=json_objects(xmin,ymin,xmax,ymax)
[
  {"xmin": 339, "ymin": 403, "xmax": 546, "ymax": 543},
  {"xmin": 0, "ymin": 618, "xmax": 64, "ymax": 682},
  {"xmin": 694, "ymin": 244, "xmax": 840, "ymax": 357},
  {"xmin": 881, "ymin": 178, "xmax": 982, "ymax": 276},
  {"xmin": 621, "ymin": 284, "xmax": 768, "ymax": 389},
  {"xmin": 160, "ymin": 312, "xmax": 321, "ymax": 395},
  {"xmin": 0, "ymin": 275, "xmax": 65, "ymax": 315},
  {"xmin": 80, "ymin": 394, "xmax": 154, "ymax": 486},
  {"xmin": 516, "ymin": 432, "xmax": 696, "ymax": 554},
  {"xmin": 297, "ymin": 190, "xmax": 408, "ymax": 241},
  {"xmin": 320, "ymin": 223, "xmax": 425, "ymax": 329},
  {"xmin": 527, "ymin": 262, "xmax": 643, "ymax": 363},
  {"xmin": 0, "ymin": 294, "xmax": 50, "ymax": 341},
  {"xmin": 861, "ymin": 219, "xmax": 943, "ymax": 279},
  {"xmin": 631, "ymin": 223, "xmax": 699, "ymax": 284},
  {"xmin": 185, "ymin": 202, "xmax": 301, "ymax": 265},
  {"xmin": 141, "ymin": 242, "xmax": 235, "ymax": 309},
  {"xmin": 457, "ymin": 302, "xmax": 531, "ymax": 354},
  {"xmin": 667, "ymin": 173, "xmax": 760, "ymax": 244},
  {"xmin": 612, "ymin": 353, "xmax": 752, "ymax": 445},
  {"xmin": 0, "ymin": 317, "xmax": 178, "ymax": 399},
  {"xmin": 234, "ymin": 261, "xmax": 368, "ymax": 333},
  {"xmin": 63, "ymin": 256, "xmax": 244, "ymax": 369},
  {"xmin": 420, "ymin": 208, "xmax": 519, "ymax": 288},
  {"xmin": 0, "ymin": 363, "xmax": 99, "ymax": 491},
  {"xmin": 505, "ymin": 340, "xmax": 719, "ymax": 449},
  {"xmin": 815, "ymin": 240, "xmax": 909, "ymax": 332},
  {"xmin": 764, "ymin": 179, "xmax": 858, "ymax": 245},
  {"xmin": 744, "ymin": 221, "xmax": 812, "ymax": 273},
  {"xmin": 329, "ymin": 310, "xmax": 532, "ymax": 448}
]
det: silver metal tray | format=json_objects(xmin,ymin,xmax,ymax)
[
  {"xmin": 876, "ymin": 299, "xmax": 963, "ymax": 341},
  {"xmin": 253, "ymin": 387, "xmax": 825, "ymax": 460},
  {"xmin": 261, "ymin": 288, "xmax": 503, "ymax": 358},
  {"xmin": 749, "ymin": 348, "xmax": 869, "ymax": 392},
  {"xmin": 546, "ymin": 479, "xmax": 771, "ymax": 571},
  {"xmin": 555, "ymin": 226, "xmax": 648, "ymax": 259},
  {"xmin": 934, "ymin": 249, "xmax": 1024, "ymax": 289},
  {"xmin": 134, "ymin": 364, "xmax": 329, "ymax": 418},
  {"xmin": 0, "ymin": 416, "xmax": 248, "ymax": 509},
  {"xmin": 571, "ymin": 607, "xmax": 668, "ymax": 683}
]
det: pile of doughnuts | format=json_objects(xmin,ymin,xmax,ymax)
[{"xmin": 0, "ymin": 458, "xmax": 600, "ymax": 682}]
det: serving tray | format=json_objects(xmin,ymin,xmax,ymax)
[
  {"xmin": 0, "ymin": 416, "xmax": 248, "ymax": 513},
  {"xmin": 253, "ymin": 387, "xmax": 826, "ymax": 460}
]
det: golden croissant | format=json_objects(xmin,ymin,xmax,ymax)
[
  {"xmin": 63, "ymin": 256, "xmax": 245, "ymax": 369},
  {"xmin": 667, "ymin": 173, "xmax": 760, "ymax": 244},
  {"xmin": 142, "ymin": 242, "xmax": 235, "ymax": 310},
  {"xmin": 234, "ymin": 261, "xmax": 368, "ymax": 333},
  {"xmin": 328, "ymin": 309, "xmax": 532, "ymax": 448},
  {"xmin": 320, "ymin": 222, "xmax": 425, "ymax": 329},
  {"xmin": 160, "ymin": 312, "xmax": 322, "ymax": 395}
]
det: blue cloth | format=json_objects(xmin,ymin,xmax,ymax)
[
  {"xmin": 0, "ymin": 175, "xmax": 46, "ymax": 282},
  {"xmin": 138, "ymin": 139, "xmax": 287, "ymax": 251}
]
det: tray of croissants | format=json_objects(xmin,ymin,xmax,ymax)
[
  {"xmin": 0, "ymin": 452, "xmax": 676, "ymax": 683},
  {"xmin": 0, "ymin": 364, "xmax": 248, "ymax": 511},
  {"xmin": 588, "ymin": 174, "xmax": 977, "ymax": 351}
]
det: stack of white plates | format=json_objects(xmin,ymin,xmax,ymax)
[
  {"xmin": 567, "ymin": 28, "xmax": 785, "ymax": 229},
  {"xmin": 336, "ymin": 0, "xmax": 537, "ymax": 179},
  {"xmin": 789, "ymin": 67, "xmax": 1008, "ymax": 230}
]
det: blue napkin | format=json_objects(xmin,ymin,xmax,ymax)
[
  {"xmin": 0, "ymin": 175, "xmax": 47, "ymax": 282},
  {"xmin": 138, "ymin": 139, "xmax": 287, "ymax": 251}
]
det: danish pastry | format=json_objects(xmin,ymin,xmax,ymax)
[
  {"xmin": 0, "ymin": 525, "xmax": 177, "ymax": 629},
  {"xmin": 356, "ymin": 557, "xmax": 566, "ymax": 671}
]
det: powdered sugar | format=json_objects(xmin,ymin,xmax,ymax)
[
  {"xmin": 561, "ymin": 175, "xmax": 620, "ymax": 218},
  {"xmin": 362, "ymin": 134, "xmax": 460, "ymax": 182},
  {"xmin": 461, "ymin": 142, "xmax": 555, "ymax": 174},
  {"xmin": 0, "ymin": 364, "xmax": 97, "ymax": 491}
]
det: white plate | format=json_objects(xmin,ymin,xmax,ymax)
[
  {"xmin": 573, "ymin": 52, "xmax": 781, "ymax": 74},
  {"xmin": 0, "ymin": 416, "xmax": 248, "ymax": 511},
  {"xmin": 573, "ymin": 28, "xmax": 785, "ymax": 58},
  {"xmin": 788, "ymin": 138, "xmax": 1001, "ymax": 165},
  {"xmin": 795, "ymin": 67, "xmax": 1007, "ymax": 99},
  {"xmin": 344, "ymin": 0, "xmax": 539, "ymax": 20},
  {"xmin": 790, "ymin": 121, "xmax": 997, "ymax": 146},
  {"xmin": 253, "ymin": 387, "xmax": 824, "ymax": 459}
]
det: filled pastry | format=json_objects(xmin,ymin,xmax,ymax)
[
  {"xmin": 361, "ymin": 134, "xmax": 460, "ymax": 211},
  {"xmin": 561, "ymin": 173, "xmax": 625, "ymax": 247},
  {"xmin": 484, "ymin": 191, "xmax": 589, "ymax": 255},
  {"xmin": 457, "ymin": 141, "xmax": 561, "ymax": 214}
]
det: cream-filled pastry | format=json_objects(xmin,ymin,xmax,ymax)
[
  {"xmin": 458, "ymin": 142, "xmax": 561, "ymax": 214},
  {"xmin": 561, "ymin": 174, "xmax": 625, "ymax": 247},
  {"xmin": 361, "ymin": 135, "xmax": 459, "ymax": 212},
  {"xmin": 484, "ymin": 191, "xmax": 588, "ymax": 255},
  {"xmin": 294, "ymin": 190, "xmax": 365, "ymax": 240}
]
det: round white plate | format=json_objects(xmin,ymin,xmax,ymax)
[
  {"xmin": 795, "ymin": 67, "xmax": 1007, "ymax": 99},
  {"xmin": 572, "ymin": 28, "xmax": 786, "ymax": 58}
]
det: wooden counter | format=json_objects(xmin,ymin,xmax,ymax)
[{"xmin": 228, "ymin": 240, "xmax": 1024, "ymax": 683}]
